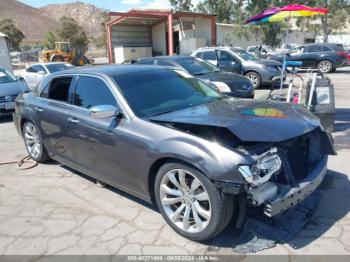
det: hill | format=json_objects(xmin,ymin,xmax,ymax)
[
  {"xmin": 40, "ymin": 1, "xmax": 106, "ymax": 38},
  {"xmin": 0, "ymin": 0, "xmax": 58, "ymax": 44},
  {"xmin": 0, "ymin": 0, "xmax": 107, "ymax": 45}
]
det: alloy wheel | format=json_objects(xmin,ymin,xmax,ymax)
[
  {"xmin": 23, "ymin": 122, "xmax": 41, "ymax": 160},
  {"xmin": 159, "ymin": 168, "xmax": 211, "ymax": 233},
  {"xmin": 246, "ymin": 74, "xmax": 259, "ymax": 88},
  {"xmin": 318, "ymin": 61, "xmax": 332, "ymax": 73}
]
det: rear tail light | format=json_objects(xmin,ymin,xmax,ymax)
[
  {"xmin": 347, "ymin": 54, "xmax": 350, "ymax": 61},
  {"xmin": 338, "ymin": 51, "xmax": 346, "ymax": 58}
]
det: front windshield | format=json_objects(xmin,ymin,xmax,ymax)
[
  {"xmin": 46, "ymin": 63, "xmax": 74, "ymax": 73},
  {"xmin": 176, "ymin": 57, "xmax": 220, "ymax": 75},
  {"xmin": 0, "ymin": 68, "xmax": 17, "ymax": 84},
  {"xmin": 233, "ymin": 50, "xmax": 258, "ymax": 61},
  {"xmin": 113, "ymin": 69, "xmax": 222, "ymax": 117}
]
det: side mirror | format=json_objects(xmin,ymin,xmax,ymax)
[
  {"xmin": 38, "ymin": 71, "xmax": 46, "ymax": 75},
  {"xmin": 90, "ymin": 105, "xmax": 120, "ymax": 119}
]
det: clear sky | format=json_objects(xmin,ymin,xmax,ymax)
[{"xmin": 18, "ymin": 0, "xmax": 174, "ymax": 11}]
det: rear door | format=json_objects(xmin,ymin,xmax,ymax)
[
  {"xmin": 65, "ymin": 75, "xmax": 133, "ymax": 187},
  {"xmin": 33, "ymin": 75, "xmax": 75, "ymax": 157},
  {"xmin": 302, "ymin": 45, "xmax": 323, "ymax": 67}
]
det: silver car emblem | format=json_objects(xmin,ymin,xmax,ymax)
[{"xmin": 5, "ymin": 96, "xmax": 12, "ymax": 102}]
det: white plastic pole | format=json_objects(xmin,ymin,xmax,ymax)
[
  {"xmin": 308, "ymin": 73, "xmax": 317, "ymax": 110},
  {"xmin": 280, "ymin": 11, "xmax": 292, "ymax": 91}
]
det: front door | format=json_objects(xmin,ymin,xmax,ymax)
[
  {"xmin": 216, "ymin": 50, "xmax": 242, "ymax": 74},
  {"xmin": 66, "ymin": 75, "xmax": 133, "ymax": 188}
]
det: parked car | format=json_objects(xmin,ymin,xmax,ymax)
[
  {"xmin": 191, "ymin": 47, "xmax": 284, "ymax": 89},
  {"xmin": 22, "ymin": 62, "xmax": 74, "ymax": 89},
  {"xmin": 0, "ymin": 67, "xmax": 28, "ymax": 116},
  {"xmin": 268, "ymin": 43, "xmax": 347, "ymax": 73},
  {"xmin": 136, "ymin": 56, "xmax": 254, "ymax": 98},
  {"xmin": 14, "ymin": 65, "xmax": 335, "ymax": 241}
]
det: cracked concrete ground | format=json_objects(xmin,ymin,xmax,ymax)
[{"xmin": 0, "ymin": 68, "xmax": 349, "ymax": 256}]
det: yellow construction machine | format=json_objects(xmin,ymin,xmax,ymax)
[{"xmin": 40, "ymin": 42, "xmax": 90, "ymax": 66}]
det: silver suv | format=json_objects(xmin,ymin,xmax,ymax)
[{"xmin": 191, "ymin": 46, "xmax": 284, "ymax": 89}]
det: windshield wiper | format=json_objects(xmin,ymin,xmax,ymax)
[{"xmin": 147, "ymin": 110, "xmax": 177, "ymax": 117}]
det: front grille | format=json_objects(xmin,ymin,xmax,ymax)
[{"xmin": 0, "ymin": 95, "xmax": 17, "ymax": 103}]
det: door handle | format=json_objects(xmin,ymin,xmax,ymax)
[
  {"xmin": 35, "ymin": 107, "xmax": 43, "ymax": 112},
  {"xmin": 67, "ymin": 117, "xmax": 79, "ymax": 124}
]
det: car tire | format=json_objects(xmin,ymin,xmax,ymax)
[
  {"xmin": 22, "ymin": 121, "xmax": 50, "ymax": 163},
  {"xmin": 317, "ymin": 60, "xmax": 333, "ymax": 74},
  {"xmin": 154, "ymin": 161, "xmax": 235, "ymax": 241},
  {"xmin": 245, "ymin": 71, "xmax": 261, "ymax": 89}
]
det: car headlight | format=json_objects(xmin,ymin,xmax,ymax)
[
  {"xmin": 238, "ymin": 148, "xmax": 282, "ymax": 187},
  {"xmin": 266, "ymin": 65, "xmax": 278, "ymax": 72},
  {"xmin": 212, "ymin": 81, "xmax": 231, "ymax": 93}
]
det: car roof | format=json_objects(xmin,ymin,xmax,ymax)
[
  {"xmin": 48, "ymin": 64, "xmax": 170, "ymax": 78},
  {"xmin": 195, "ymin": 46, "xmax": 244, "ymax": 52},
  {"xmin": 28, "ymin": 62, "xmax": 69, "ymax": 67},
  {"xmin": 139, "ymin": 55, "xmax": 194, "ymax": 62}
]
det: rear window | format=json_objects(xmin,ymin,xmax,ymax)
[{"xmin": 329, "ymin": 44, "xmax": 344, "ymax": 51}]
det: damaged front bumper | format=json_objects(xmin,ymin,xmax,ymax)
[{"xmin": 263, "ymin": 155, "xmax": 327, "ymax": 217}]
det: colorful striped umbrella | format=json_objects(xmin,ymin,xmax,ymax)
[
  {"xmin": 245, "ymin": 4, "xmax": 328, "ymax": 93},
  {"xmin": 246, "ymin": 4, "xmax": 328, "ymax": 24}
]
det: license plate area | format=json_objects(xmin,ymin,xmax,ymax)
[{"xmin": 5, "ymin": 102, "xmax": 15, "ymax": 110}]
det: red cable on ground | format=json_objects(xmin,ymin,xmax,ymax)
[{"xmin": 0, "ymin": 156, "xmax": 38, "ymax": 170}]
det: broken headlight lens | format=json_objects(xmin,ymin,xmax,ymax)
[{"xmin": 239, "ymin": 147, "xmax": 282, "ymax": 187}]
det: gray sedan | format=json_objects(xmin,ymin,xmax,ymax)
[
  {"xmin": 191, "ymin": 46, "xmax": 284, "ymax": 89},
  {"xmin": 14, "ymin": 65, "xmax": 334, "ymax": 241}
]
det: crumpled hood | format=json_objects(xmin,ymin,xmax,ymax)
[
  {"xmin": 0, "ymin": 81, "xmax": 27, "ymax": 97},
  {"xmin": 149, "ymin": 99, "xmax": 322, "ymax": 142},
  {"xmin": 199, "ymin": 72, "xmax": 250, "ymax": 85}
]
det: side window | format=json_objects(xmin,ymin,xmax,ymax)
[
  {"xmin": 202, "ymin": 51, "xmax": 217, "ymax": 61},
  {"xmin": 74, "ymin": 76, "xmax": 117, "ymax": 109},
  {"xmin": 217, "ymin": 51, "xmax": 235, "ymax": 62},
  {"xmin": 157, "ymin": 60, "xmax": 174, "ymax": 66},
  {"xmin": 195, "ymin": 52, "xmax": 202, "ymax": 58},
  {"xmin": 307, "ymin": 45, "xmax": 321, "ymax": 53},
  {"xmin": 321, "ymin": 45, "xmax": 332, "ymax": 52},
  {"xmin": 138, "ymin": 60, "xmax": 155, "ymax": 65},
  {"xmin": 36, "ymin": 65, "xmax": 46, "ymax": 73},
  {"xmin": 248, "ymin": 47, "xmax": 257, "ymax": 52},
  {"xmin": 41, "ymin": 76, "xmax": 73, "ymax": 102},
  {"xmin": 26, "ymin": 66, "xmax": 37, "ymax": 73}
]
